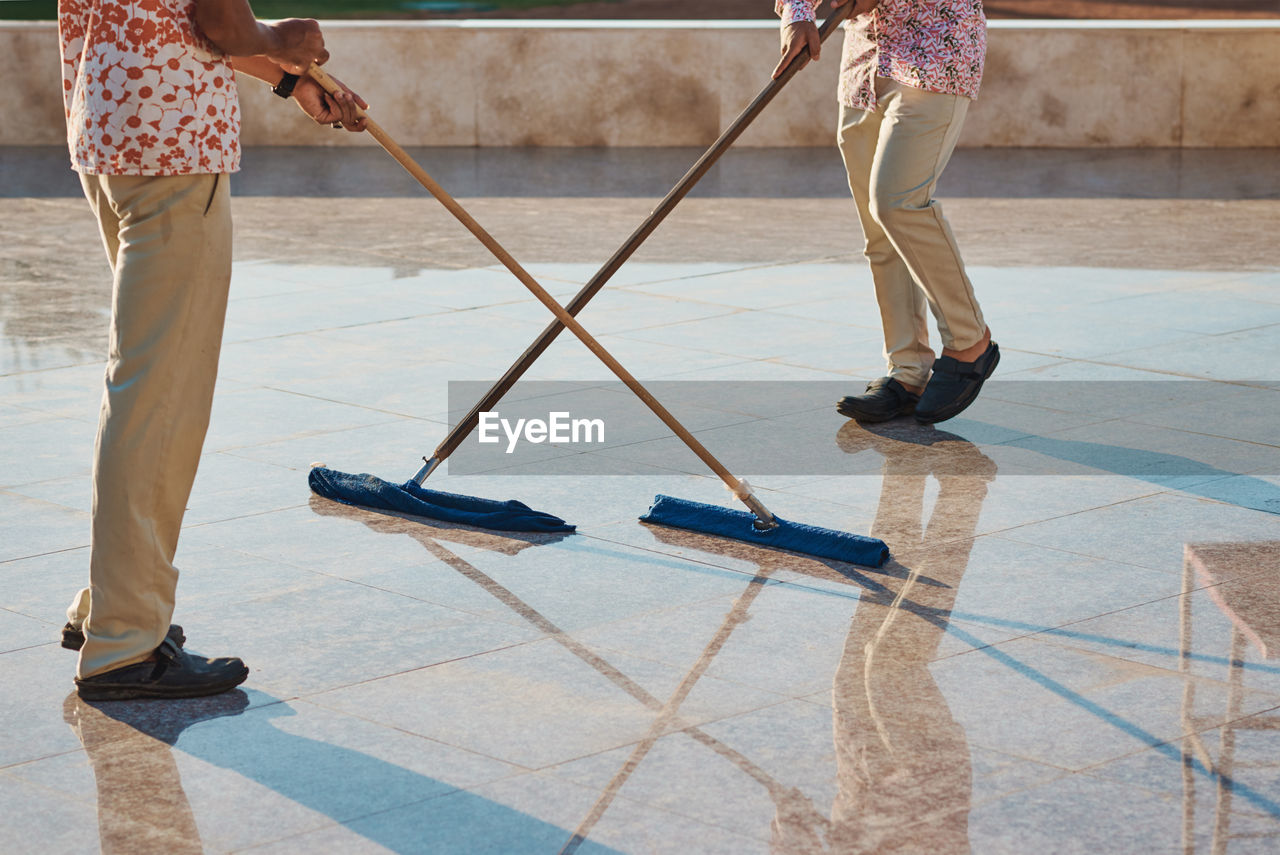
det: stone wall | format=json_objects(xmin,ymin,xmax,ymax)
[{"xmin": 5, "ymin": 20, "xmax": 1277, "ymax": 148}]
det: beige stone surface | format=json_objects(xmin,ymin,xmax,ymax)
[
  {"xmin": 471, "ymin": 27, "xmax": 723, "ymax": 147},
  {"xmin": 239, "ymin": 25, "xmax": 481, "ymax": 147},
  {"xmin": 1, "ymin": 24, "xmax": 64, "ymax": 147},
  {"xmin": 5, "ymin": 21, "xmax": 1280, "ymax": 148},
  {"xmin": 964, "ymin": 28, "xmax": 1185, "ymax": 147},
  {"xmin": 1181, "ymin": 29, "xmax": 1280, "ymax": 147},
  {"xmin": 717, "ymin": 27, "xmax": 844, "ymax": 147}
]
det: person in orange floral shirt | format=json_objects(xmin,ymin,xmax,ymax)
[
  {"xmin": 777, "ymin": 0, "xmax": 998, "ymax": 425},
  {"xmin": 59, "ymin": 0, "xmax": 367, "ymax": 700}
]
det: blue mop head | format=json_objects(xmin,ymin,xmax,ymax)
[
  {"xmin": 308, "ymin": 467, "xmax": 575, "ymax": 533},
  {"xmin": 640, "ymin": 494, "xmax": 888, "ymax": 568}
]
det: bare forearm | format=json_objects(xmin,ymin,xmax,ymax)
[
  {"xmin": 196, "ymin": 0, "xmax": 279, "ymax": 57},
  {"xmin": 197, "ymin": 0, "xmax": 328, "ymax": 71},
  {"xmin": 232, "ymin": 54, "xmax": 286, "ymax": 86}
]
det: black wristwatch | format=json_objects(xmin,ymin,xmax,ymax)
[{"xmin": 272, "ymin": 71, "xmax": 300, "ymax": 99}]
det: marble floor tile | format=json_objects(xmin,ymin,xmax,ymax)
[
  {"xmin": 0, "ymin": 403, "xmax": 51, "ymax": 430},
  {"xmin": 1002, "ymin": 419, "xmax": 1280, "ymax": 492},
  {"xmin": 223, "ymin": 418, "xmax": 459, "ymax": 478},
  {"xmin": 488, "ymin": 331, "xmax": 763, "ymax": 383},
  {"xmin": 0, "ymin": 546, "xmax": 88, "ymax": 628},
  {"xmin": 310, "ymin": 638, "xmax": 788, "ymax": 770},
  {"xmin": 544, "ymin": 702, "xmax": 840, "ymax": 843},
  {"xmin": 569, "ymin": 580, "xmax": 863, "ymax": 700},
  {"xmin": 0, "ymin": 335, "xmax": 103, "ymax": 376},
  {"xmin": 0, "ymin": 414, "xmax": 96, "ymax": 489},
  {"xmin": 480, "ymin": 288, "xmax": 743, "ymax": 336},
  {"xmin": 662, "ymin": 358, "xmax": 858, "ymax": 382},
  {"xmin": 486, "ymin": 260, "xmax": 758, "ymax": 290},
  {"xmin": 617, "ymin": 309, "xmax": 864, "ymax": 363},
  {"xmin": 625, "ymin": 264, "xmax": 854, "ymax": 311},
  {"xmin": 997, "ymin": 308, "xmax": 1208, "ymax": 361},
  {"xmin": 1, "ymin": 644, "xmax": 103, "ymax": 767},
  {"xmin": 966, "ymin": 774, "xmax": 1192, "ymax": 854},
  {"xmin": 905, "ymin": 536, "xmax": 1181, "ymax": 642},
  {"xmin": 349, "ymin": 524, "xmax": 774, "ymax": 635},
  {"xmin": 186, "ymin": 576, "xmax": 543, "ymax": 698},
  {"xmin": 9, "ymin": 692, "xmax": 522, "ymax": 854},
  {"xmin": 222, "ymin": 282, "xmax": 456, "ymax": 344},
  {"xmin": 932, "ymin": 635, "xmax": 1280, "ymax": 772},
  {"xmin": 974, "ymin": 377, "xmax": 1260, "ymax": 422},
  {"xmin": 257, "ymin": 769, "xmax": 765, "ymax": 854},
  {"xmin": 1021, "ymin": 546, "xmax": 1280, "ymax": 696},
  {"xmin": 1082, "ymin": 708, "xmax": 1280, "ymax": 824},
  {"xmin": 1125, "ymin": 384, "xmax": 1280, "ymax": 448},
  {"xmin": 4, "ymin": 150, "xmax": 1280, "ymax": 852},
  {"xmin": 201, "ymin": 387, "xmax": 403, "ymax": 454},
  {"xmin": 1103, "ymin": 325, "xmax": 1280, "ymax": 382},
  {"xmin": 1077, "ymin": 289, "xmax": 1280, "ymax": 337},
  {"xmin": 999, "ymin": 493, "xmax": 1280, "ymax": 574},
  {"xmin": 0, "ymin": 605, "xmax": 56, "ymax": 654},
  {"xmin": 0, "ymin": 363, "xmax": 109, "ymax": 420},
  {"xmin": 0, "ymin": 772, "xmax": 103, "ymax": 854},
  {"xmin": 0, "ymin": 491, "xmax": 90, "ymax": 564}
]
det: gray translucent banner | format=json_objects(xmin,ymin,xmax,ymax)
[{"xmin": 445, "ymin": 381, "xmax": 1280, "ymax": 480}]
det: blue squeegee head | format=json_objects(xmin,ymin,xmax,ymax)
[
  {"xmin": 308, "ymin": 467, "xmax": 575, "ymax": 533},
  {"xmin": 640, "ymin": 494, "xmax": 888, "ymax": 568}
]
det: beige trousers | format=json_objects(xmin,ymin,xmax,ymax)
[
  {"xmin": 837, "ymin": 78, "xmax": 985, "ymax": 388},
  {"xmin": 67, "ymin": 173, "xmax": 232, "ymax": 678}
]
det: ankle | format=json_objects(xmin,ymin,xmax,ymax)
[{"xmin": 941, "ymin": 327, "xmax": 991, "ymax": 363}]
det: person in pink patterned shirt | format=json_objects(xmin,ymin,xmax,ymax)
[
  {"xmin": 59, "ymin": 0, "xmax": 367, "ymax": 700},
  {"xmin": 777, "ymin": 0, "xmax": 998, "ymax": 425}
]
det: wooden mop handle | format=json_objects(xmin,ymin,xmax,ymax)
[{"xmin": 303, "ymin": 63, "xmax": 774, "ymax": 525}]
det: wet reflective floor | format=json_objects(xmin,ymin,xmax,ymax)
[{"xmin": 2, "ymin": 147, "xmax": 1279, "ymax": 853}]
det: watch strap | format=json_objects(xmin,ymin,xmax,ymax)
[{"xmin": 272, "ymin": 71, "xmax": 300, "ymax": 99}]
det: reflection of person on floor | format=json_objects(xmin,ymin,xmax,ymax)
[
  {"xmin": 775, "ymin": 0, "xmax": 998, "ymax": 426},
  {"xmin": 58, "ymin": 0, "xmax": 367, "ymax": 699},
  {"xmin": 62, "ymin": 691, "xmax": 248, "ymax": 853},
  {"xmin": 776, "ymin": 424, "xmax": 994, "ymax": 853}
]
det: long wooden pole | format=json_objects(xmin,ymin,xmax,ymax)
[
  {"xmin": 411, "ymin": 3, "xmax": 854, "ymax": 481},
  {"xmin": 308, "ymin": 62, "xmax": 787, "ymax": 526}
]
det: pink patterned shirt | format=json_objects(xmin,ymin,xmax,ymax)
[
  {"xmin": 59, "ymin": 0, "xmax": 241, "ymax": 176},
  {"xmin": 777, "ymin": 0, "xmax": 985, "ymax": 111}
]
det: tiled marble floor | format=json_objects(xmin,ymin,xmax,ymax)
[{"xmin": 2, "ymin": 147, "xmax": 1278, "ymax": 854}]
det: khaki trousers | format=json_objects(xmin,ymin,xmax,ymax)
[
  {"xmin": 837, "ymin": 78, "xmax": 985, "ymax": 388},
  {"xmin": 67, "ymin": 173, "xmax": 232, "ymax": 678}
]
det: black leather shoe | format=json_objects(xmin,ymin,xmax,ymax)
[
  {"xmin": 62, "ymin": 622, "xmax": 185, "ymax": 652},
  {"xmin": 915, "ymin": 341, "xmax": 1000, "ymax": 424},
  {"xmin": 75, "ymin": 637, "xmax": 249, "ymax": 701},
  {"xmin": 837, "ymin": 377, "xmax": 921, "ymax": 423}
]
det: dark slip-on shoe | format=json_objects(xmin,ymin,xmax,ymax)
[
  {"xmin": 837, "ymin": 377, "xmax": 921, "ymax": 423},
  {"xmin": 75, "ymin": 637, "xmax": 248, "ymax": 701},
  {"xmin": 62, "ymin": 622, "xmax": 185, "ymax": 652},
  {"xmin": 915, "ymin": 341, "xmax": 1000, "ymax": 424}
]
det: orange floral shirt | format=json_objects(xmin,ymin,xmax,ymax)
[{"xmin": 59, "ymin": 0, "xmax": 241, "ymax": 176}]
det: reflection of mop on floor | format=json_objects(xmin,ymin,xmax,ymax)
[{"xmin": 307, "ymin": 497, "xmax": 838, "ymax": 851}]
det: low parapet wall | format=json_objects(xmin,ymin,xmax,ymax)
[{"xmin": 5, "ymin": 19, "xmax": 1277, "ymax": 148}]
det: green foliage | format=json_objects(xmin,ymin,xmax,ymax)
[{"xmin": 2, "ymin": 1, "xmax": 57, "ymax": 20}]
